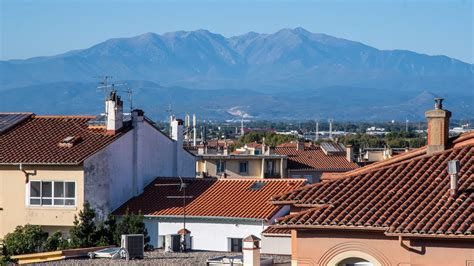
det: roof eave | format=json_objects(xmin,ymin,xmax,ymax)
[
  {"xmin": 142, "ymin": 214, "xmax": 268, "ymax": 222},
  {"xmin": 273, "ymin": 224, "xmax": 388, "ymax": 232},
  {"xmin": 385, "ymin": 232, "xmax": 474, "ymax": 240}
]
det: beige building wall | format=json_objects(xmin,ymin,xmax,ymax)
[
  {"xmin": 0, "ymin": 165, "xmax": 84, "ymax": 238},
  {"xmin": 197, "ymin": 158, "xmax": 285, "ymax": 179},
  {"xmin": 197, "ymin": 159, "xmax": 264, "ymax": 178},
  {"xmin": 291, "ymin": 230, "xmax": 474, "ymax": 266}
]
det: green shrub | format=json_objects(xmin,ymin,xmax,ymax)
[
  {"xmin": 44, "ymin": 231, "xmax": 69, "ymax": 251},
  {"xmin": 114, "ymin": 209, "xmax": 150, "ymax": 249},
  {"xmin": 69, "ymin": 202, "xmax": 98, "ymax": 248},
  {"xmin": 2, "ymin": 225, "xmax": 47, "ymax": 256}
]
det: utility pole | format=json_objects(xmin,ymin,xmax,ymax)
[{"xmin": 315, "ymin": 120, "xmax": 319, "ymax": 142}]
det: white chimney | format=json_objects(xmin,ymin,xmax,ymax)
[
  {"xmin": 171, "ymin": 118, "xmax": 184, "ymax": 145},
  {"xmin": 172, "ymin": 118, "xmax": 184, "ymax": 176},
  {"xmin": 243, "ymin": 235, "xmax": 261, "ymax": 266},
  {"xmin": 131, "ymin": 109, "xmax": 145, "ymax": 195},
  {"xmin": 105, "ymin": 91, "xmax": 124, "ymax": 134},
  {"xmin": 346, "ymin": 145, "xmax": 353, "ymax": 163},
  {"xmin": 448, "ymin": 160, "xmax": 460, "ymax": 197}
]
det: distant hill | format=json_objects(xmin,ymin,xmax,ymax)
[
  {"xmin": 1, "ymin": 81, "xmax": 472, "ymax": 121},
  {"xmin": 1, "ymin": 28, "xmax": 473, "ymax": 120}
]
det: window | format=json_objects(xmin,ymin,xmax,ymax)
[
  {"xmin": 216, "ymin": 160, "xmax": 226, "ymax": 174},
  {"xmin": 239, "ymin": 161, "xmax": 248, "ymax": 174},
  {"xmin": 228, "ymin": 238, "xmax": 243, "ymax": 252},
  {"xmin": 304, "ymin": 175, "xmax": 313, "ymax": 183},
  {"xmin": 29, "ymin": 181, "xmax": 76, "ymax": 206},
  {"xmin": 250, "ymin": 182, "xmax": 266, "ymax": 191},
  {"xmin": 266, "ymin": 160, "xmax": 275, "ymax": 176}
]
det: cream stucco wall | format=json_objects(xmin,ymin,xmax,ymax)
[
  {"xmin": 197, "ymin": 158, "xmax": 283, "ymax": 178},
  {"xmin": 292, "ymin": 230, "xmax": 474, "ymax": 266},
  {"xmin": 0, "ymin": 165, "xmax": 84, "ymax": 237}
]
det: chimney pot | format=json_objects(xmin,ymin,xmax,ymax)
[{"xmin": 434, "ymin": 98, "xmax": 444, "ymax": 110}]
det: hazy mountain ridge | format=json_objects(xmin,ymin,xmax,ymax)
[
  {"xmin": 1, "ymin": 28, "xmax": 472, "ymax": 120},
  {"xmin": 1, "ymin": 28, "xmax": 472, "ymax": 91},
  {"xmin": 1, "ymin": 81, "xmax": 472, "ymax": 121}
]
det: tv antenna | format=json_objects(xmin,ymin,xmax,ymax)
[{"xmin": 155, "ymin": 177, "xmax": 193, "ymax": 253}]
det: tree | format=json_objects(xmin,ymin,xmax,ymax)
[
  {"xmin": 69, "ymin": 202, "xmax": 98, "ymax": 248},
  {"xmin": 43, "ymin": 231, "xmax": 69, "ymax": 251},
  {"xmin": 2, "ymin": 224, "xmax": 47, "ymax": 256},
  {"xmin": 114, "ymin": 209, "xmax": 150, "ymax": 249}
]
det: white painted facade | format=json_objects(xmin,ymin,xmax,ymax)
[
  {"xmin": 144, "ymin": 217, "xmax": 266, "ymax": 251},
  {"xmin": 83, "ymin": 111, "xmax": 196, "ymax": 218},
  {"xmin": 261, "ymin": 235, "xmax": 291, "ymax": 255}
]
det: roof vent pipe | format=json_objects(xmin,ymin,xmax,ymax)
[{"xmin": 448, "ymin": 160, "xmax": 460, "ymax": 197}]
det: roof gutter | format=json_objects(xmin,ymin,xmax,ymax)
[
  {"xmin": 143, "ymin": 215, "xmax": 268, "ymax": 223},
  {"xmin": 387, "ymin": 233, "xmax": 474, "ymax": 240},
  {"xmin": 272, "ymin": 224, "xmax": 388, "ymax": 232},
  {"xmin": 2, "ymin": 162, "xmax": 81, "ymax": 166}
]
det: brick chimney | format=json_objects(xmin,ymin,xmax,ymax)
[
  {"xmin": 296, "ymin": 141, "xmax": 304, "ymax": 151},
  {"xmin": 425, "ymin": 98, "xmax": 451, "ymax": 155},
  {"xmin": 105, "ymin": 90, "xmax": 124, "ymax": 134},
  {"xmin": 172, "ymin": 118, "xmax": 184, "ymax": 176}
]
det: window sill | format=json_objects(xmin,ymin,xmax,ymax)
[{"xmin": 26, "ymin": 206, "xmax": 78, "ymax": 210}]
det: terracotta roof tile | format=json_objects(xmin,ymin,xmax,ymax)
[
  {"xmin": 0, "ymin": 115, "xmax": 131, "ymax": 164},
  {"xmin": 114, "ymin": 178, "xmax": 306, "ymax": 220},
  {"xmin": 271, "ymin": 131, "xmax": 474, "ymax": 238},
  {"xmin": 274, "ymin": 145, "xmax": 358, "ymax": 171},
  {"xmin": 261, "ymin": 226, "xmax": 291, "ymax": 236}
]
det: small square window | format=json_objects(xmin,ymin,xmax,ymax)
[
  {"xmin": 30, "ymin": 181, "xmax": 41, "ymax": 197},
  {"xmin": 42, "ymin": 182, "xmax": 52, "ymax": 197},
  {"xmin": 65, "ymin": 182, "xmax": 75, "ymax": 198},
  {"xmin": 54, "ymin": 182, "xmax": 64, "ymax": 197},
  {"xmin": 30, "ymin": 198, "xmax": 41, "ymax": 205}
]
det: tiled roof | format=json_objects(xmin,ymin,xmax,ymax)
[
  {"xmin": 0, "ymin": 115, "xmax": 131, "ymax": 164},
  {"xmin": 114, "ymin": 178, "xmax": 306, "ymax": 220},
  {"xmin": 271, "ymin": 131, "xmax": 474, "ymax": 238},
  {"xmin": 274, "ymin": 145, "xmax": 358, "ymax": 171},
  {"xmin": 261, "ymin": 226, "xmax": 291, "ymax": 236}
]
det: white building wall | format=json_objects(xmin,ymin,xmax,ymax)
[
  {"xmin": 145, "ymin": 218, "xmax": 266, "ymax": 251},
  {"xmin": 261, "ymin": 235, "xmax": 291, "ymax": 255},
  {"xmin": 84, "ymin": 131, "xmax": 134, "ymax": 219},
  {"xmin": 84, "ymin": 118, "xmax": 196, "ymax": 219}
]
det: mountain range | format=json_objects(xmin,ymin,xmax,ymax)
[{"xmin": 1, "ymin": 28, "xmax": 473, "ymax": 120}]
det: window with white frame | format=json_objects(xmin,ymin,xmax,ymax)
[{"xmin": 29, "ymin": 181, "xmax": 76, "ymax": 206}]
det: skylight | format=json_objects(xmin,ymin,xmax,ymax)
[{"xmin": 249, "ymin": 182, "xmax": 266, "ymax": 191}]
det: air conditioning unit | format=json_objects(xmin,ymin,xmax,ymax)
[
  {"xmin": 165, "ymin": 234, "xmax": 181, "ymax": 252},
  {"xmin": 121, "ymin": 234, "xmax": 144, "ymax": 259}
]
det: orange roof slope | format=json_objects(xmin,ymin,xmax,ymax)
[
  {"xmin": 274, "ymin": 145, "xmax": 358, "ymax": 171},
  {"xmin": 114, "ymin": 178, "xmax": 306, "ymax": 220},
  {"xmin": 0, "ymin": 115, "xmax": 131, "ymax": 165},
  {"xmin": 271, "ymin": 131, "xmax": 474, "ymax": 238}
]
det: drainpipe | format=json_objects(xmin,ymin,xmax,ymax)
[{"xmin": 19, "ymin": 163, "xmax": 29, "ymax": 183}]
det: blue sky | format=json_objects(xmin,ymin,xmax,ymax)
[{"xmin": 1, "ymin": 0, "xmax": 473, "ymax": 63}]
